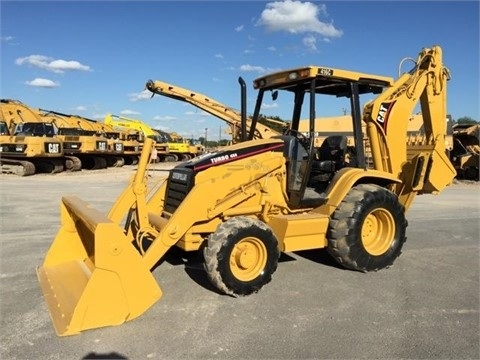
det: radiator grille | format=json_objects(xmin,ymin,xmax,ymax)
[{"xmin": 163, "ymin": 168, "xmax": 195, "ymax": 214}]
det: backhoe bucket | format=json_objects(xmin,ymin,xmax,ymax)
[{"xmin": 37, "ymin": 195, "xmax": 162, "ymax": 336}]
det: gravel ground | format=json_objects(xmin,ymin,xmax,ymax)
[{"xmin": 0, "ymin": 166, "xmax": 478, "ymax": 360}]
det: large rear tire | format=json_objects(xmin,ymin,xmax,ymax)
[
  {"xmin": 327, "ymin": 184, "xmax": 407, "ymax": 272},
  {"xmin": 203, "ymin": 216, "xmax": 280, "ymax": 297}
]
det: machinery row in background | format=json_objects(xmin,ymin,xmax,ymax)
[
  {"xmin": 1, "ymin": 83, "xmax": 478, "ymax": 180},
  {"xmin": 0, "ymin": 99, "xmax": 205, "ymax": 176}
]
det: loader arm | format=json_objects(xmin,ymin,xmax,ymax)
[
  {"xmin": 362, "ymin": 46, "xmax": 456, "ymax": 208},
  {"xmin": 145, "ymin": 79, "xmax": 284, "ymax": 141}
]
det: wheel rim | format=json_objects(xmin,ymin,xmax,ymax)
[
  {"xmin": 230, "ymin": 237, "xmax": 267, "ymax": 281},
  {"xmin": 361, "ymin": 208, "xmax": 395, "ymax": 256}
]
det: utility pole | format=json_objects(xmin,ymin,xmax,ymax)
[{"xmin": 204, "ymin": 127, "xmax": 208, "ymax": 148}]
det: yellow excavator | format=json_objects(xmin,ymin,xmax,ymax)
[
  {"xmin": 38, "ymin": 46, "xmax": 455, "ymax": 336},
  {"xmin": 103, "ymin": 113, "xmax": 172, "ymax": 162},
  {"xmin": 162, "ymin": 130, "xmax": 205, "ymax": 160},
  {"xmin": 0, "ymin": 99, "xmax": 65, "ymax": 176},
  {"xmin": 35, "ymin": 109, "xmax": 115, "ymax": 170},
  {"xmin": 145, "ymin": 79, "xmax": 289, "ymax": 143},
  {"xmin": 98, "ymin": 121, "xmax": 143, "ymax": 166},
  {"xmin": 104, "ymin": 113, "xmax": 200, "ymax": 161}
]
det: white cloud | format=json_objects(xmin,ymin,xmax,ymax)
[
  {"xmin": 257, "ymin": 0, "xmax": 342, "ymax": 38},
  {"xmin": 267, "ymin": 46, "xmax": 277, "ymax": 51},
  {"xmin": 120, "ymin": 109, "xmax": 141, "ymax": 116},
  {"xmin": 235, "ymin": 25, "xmax": 244, "ymax": 32},
  {"xmin": 1, "ymin": 36, "xmax": 14, "ymax": 42},
  {"xmin": 185, "ymin": 110, "xmax": 210, "ymax": 117},
  {"xmin": 91, "ymin": 113, "xmax": 107, "ymax": 120},
  {"xmin": 244, "ymin": 49, "xmax": 254, "ymax": 54},
  {"xmin": 239, "ymin": 64, "xmax": 282, "ymax": 74},
  {"xmin": 262, "ymin": 102, "xmax": 279, "ymax": 109},
  {"xmin": 153, "ymin": 115, "xmax": 176, "ymax": 121},
  {"xmin": 25, "ymin": 78, "xmax": 59, "ymax": 88},
  {"xmin": 16, "ymin": 55, "xmax": 92, "ymax": 73},
  {"xmin": 239, "ymin": 64, "xmax": 267, "ymax": 73},
  {"xmin": 128, "ymin": 90, "xmax": 152, "ymax": 101},
  {"xmin": 74, "ymin": 106, "xmax": 86, "ymax": 111},
  {"xmin": 214, "ymin": 53, "xmax": 224, "ymax": 59},
  {"xmin": 303, "ymin": 34, "xmax": 317, "ymax": 51}
]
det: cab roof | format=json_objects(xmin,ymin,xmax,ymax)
[{"xmin": 253, "ymin": 66, "xmax": 394, "ymax": 97}]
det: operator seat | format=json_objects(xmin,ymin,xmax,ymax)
[{"xmin": 311, "ymin": 135, "xmax": 348, "ymax": 182}]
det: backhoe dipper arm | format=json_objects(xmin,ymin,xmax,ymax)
[
  {"xmin": 145, "ymin": 80, "xmax": 282, "ymax": 141},
  {"xmin": 363, "ymin": 46, "xmax": 455, "ymax": 196}
]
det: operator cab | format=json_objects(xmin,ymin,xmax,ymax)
[{"xmin": 247, "ymin": 66, "xmax": 393, "ymax": 208}]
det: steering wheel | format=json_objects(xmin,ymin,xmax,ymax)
[{"xmin": 284, "ymin": 128, "xmax": 310, "ymax": 151}]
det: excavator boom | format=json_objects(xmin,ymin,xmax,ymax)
[{"xmin": 145, "ymin": 80, "xmax": 286, "ymax": 142}]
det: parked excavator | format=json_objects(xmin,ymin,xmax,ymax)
[
  {"xmin": 145, "ymin": 79, "xmax": 289, "ymax": 143},
  {"xmin": 169, "ymin": 131, "xmax": 205, "ymax": 154},
  {"xmin": 34, "ymin": 109, "xmax": 113, "ymax": 170},
  {"xmin": 90, "ymin": 120, "xmax": 141, "ymax": 167},
  {"xmin": 0, "ymin": 99, "xmax": 65, "ymax": 176},
  {"xmin": 450, "ymin": 123, "xmax": 480, "ymax": 180},
  {"xmin": 163, "ymin": 130, "xmax": 205, "ymax": 160},
  {"xmin": 38, "ymin": 46, "xmax": 455, "ymax": 336},
  {"xmin": 104, "ymin": 113, "xmax": 198, "ymax": 161}
]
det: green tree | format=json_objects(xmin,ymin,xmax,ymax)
[
  {"xmin": 258, "ymin": 114, "xmax": 290, "ymax": 133},
  {"xmin": 455, "ymin": 116, "xmax": 479, "ymax": 125}
]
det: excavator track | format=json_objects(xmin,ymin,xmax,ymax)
[
  {"xmin": 114, "ymin": 156, "xmax": 125, "ymax": 167},
  {"xmin": 34, "ymin": 159, "xmax": 64, "ymax": 174},
  {"xmin": 78, "ymin": 156, "xmax": 108, "ymax": 170},
  {"xmin": 1, "ymin": 159, "xmax": 36, "ymax": 176},
  {"xmin": 65, "ymin": 156, "xmax": 82, "ymax": 172}
]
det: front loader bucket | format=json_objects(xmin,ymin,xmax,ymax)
[{"xmin": 37, "ymin": 195, "xmax": 162, "ymax": 336}]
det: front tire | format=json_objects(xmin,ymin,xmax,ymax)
[
  {"xmin": 203, "ymin": 217, "xmax": 280, "ymax": 297},
  {"xmin": 327, "ymin": 184, "xmax": 407, "ymax": 272}
]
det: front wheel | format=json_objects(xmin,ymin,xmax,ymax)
[
  {"xmin": 203, "ymin": 217, "xmax": 280, "ymax": 297},
  {"xmin": 327, "ymin": 184, "xmax": 407, "ymax": 272}
]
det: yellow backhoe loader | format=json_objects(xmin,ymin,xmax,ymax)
[
  {"xmin": 0, "ymin": 99, "xmax": 65, "ymax": 176},
  {"xmin": 38, "ymin": 46, "xmax": 455, "ymax": 336}
]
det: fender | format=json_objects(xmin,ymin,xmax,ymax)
[{"xmin": 314, "ymin": 167, "xmax": 401, "ymax": 215}]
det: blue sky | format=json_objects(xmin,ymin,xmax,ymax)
[{"xmin": 1, "ymin": 0, "xmax": 479, "ymax": 140}]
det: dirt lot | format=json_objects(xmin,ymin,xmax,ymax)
[{"xmin": 0, "ymin": 167, "xmax": 479, "ymax": 360}]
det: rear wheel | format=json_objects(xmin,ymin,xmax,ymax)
[
  {"xmin": 327, "ymin": 184, "xmax": 407, "ymax": 272},
  {"xmin": 203, "ymin": 216, "xmax": 280, "ymax": 297}
]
